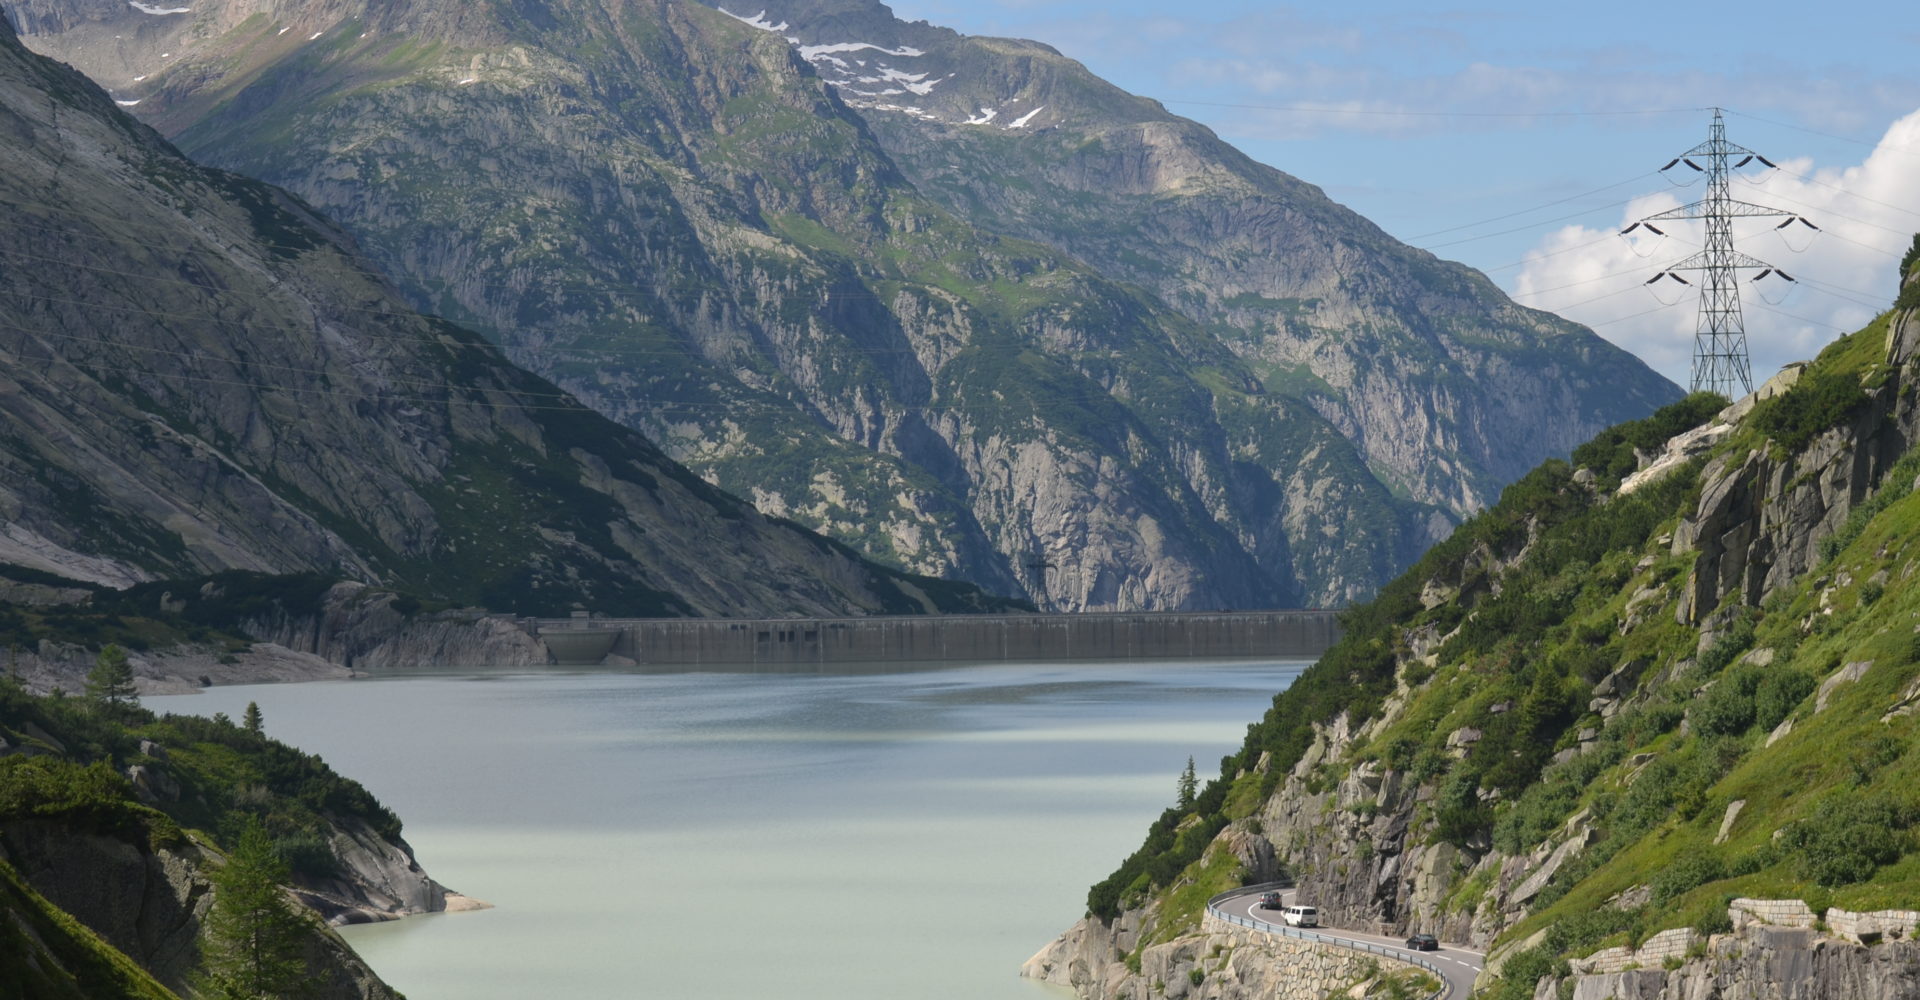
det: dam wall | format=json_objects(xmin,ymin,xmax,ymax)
[{"xmin": 528, "ymin": 610, "xmax": 1340, "ymax": 666}]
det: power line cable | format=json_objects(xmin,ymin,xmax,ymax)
[
  {"xmin": 1723, "ymin": 108, "xmax": 1920, "ymax": 159},
  {"xmin": 1160, "ymin": 99, "xmax": 1703, "ymax": 119},
  {"xmin": 1749, "ymin": 166, "xmax": 1920, "ymax": 221},
  {"xmin": 1416, "ymin": 197, "xmax": 1642, "ymax": 251},
  {"xmin": 1402, "ymin": 173, "xmax": 1658, "ymax": 241}
]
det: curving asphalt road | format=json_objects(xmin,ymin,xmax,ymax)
[{"xmin": 1211, "ymin": 888, "xmax": 1485, "ymax": 998}]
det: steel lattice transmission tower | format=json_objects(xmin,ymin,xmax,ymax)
[{"xmin": 1624, "ymin": 108, "xmax": 1812, "ymax": 397}]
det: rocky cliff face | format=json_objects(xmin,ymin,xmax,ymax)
[
  {"xmin": 10, "ymin": 0, "xmax": 1678, "ymax": 610},
  {"xmin": 713, "ymin": 0, "xmax": 1675, "ymax": 519},
  {"xmin": 0, "ymin": 12, "xmax": 1010, "ymax": 618},
  {"xmin": 1029, "ymin": 274, "xmax": 1920, "ymax": 1000}
]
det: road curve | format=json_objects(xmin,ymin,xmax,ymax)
[{"xmin": 1208, "ymin": 888, "xmax": 1485, "ymax": 999}]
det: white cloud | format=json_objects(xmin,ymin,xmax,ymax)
[{"xmin": 1512, "ymin": 109, "xmax": 1920, "ymax": 388}]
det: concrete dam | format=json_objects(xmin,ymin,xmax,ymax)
[{"xmin": 526, "ymin": 609, "xmax": 1341, "ymax": 667}]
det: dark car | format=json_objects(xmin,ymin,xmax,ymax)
[
  {"xmin": 1258, "ymin": 892, "xmax": 1283, "ymax": 910},
  {"xmin": 1405, "ymin": 933, "xmax": 1439, "ymax": 951}
]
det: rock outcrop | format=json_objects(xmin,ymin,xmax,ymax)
[
  {"xmin": 1547, "ymin": 909, "xmax": 1920, "ymax": 1000},
  {"xmin": 1667, "ymin": 311, "xmax": 1920, "ymax": 625}
]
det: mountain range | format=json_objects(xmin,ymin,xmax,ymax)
[
  {"xmin": 7, "ymin": 0, "xmax": 1680, "ymax": 611},
  {"xmin": 0, "ymin": 12, "xmax": 1007, "ymax": 618}
]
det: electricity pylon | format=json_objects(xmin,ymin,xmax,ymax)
[{"xmin": 1622, "ymin": 108, "xmax": 1814, "ymax": 398}]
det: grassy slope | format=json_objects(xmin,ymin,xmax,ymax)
[{"xmin": 1089, "ymin": 248, "xmax": 1920, "ymax": 989}]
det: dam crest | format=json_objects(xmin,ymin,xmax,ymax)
[{"xmin": 526, "ymin": 610, "xmax": 1340, "ymax": 666}]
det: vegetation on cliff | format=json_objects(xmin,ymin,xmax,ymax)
[
  {"xmin": 1083, "ymin": 264, "xmax": 1920, "ymax": 996},
  {"xmin": 0, "ymin": 675, "xmax": 410, "ymax": 996}
]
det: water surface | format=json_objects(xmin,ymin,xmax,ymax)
[{"xmin": 157, "ymin": 660, "xmax": 1304, "ymax": 999}]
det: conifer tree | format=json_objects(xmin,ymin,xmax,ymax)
[
  {"xmin": 198, "ymin": 820, "xmax": 310, "ymax": 1000},
  {"xmin": 83, "ymin": 643, "xmax": 136, "ymax": 712},
  {"xmin": 1177, "ymin": 756, "xmax": 1198, "ymax": 810},
  {"xmin": 243, "ymin": 701, "xmax": 264, "ymax": 736}
]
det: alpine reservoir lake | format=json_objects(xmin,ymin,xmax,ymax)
[{"xmin": 152, "ymin": 659, "xmax": 1309, "ymax": 999}]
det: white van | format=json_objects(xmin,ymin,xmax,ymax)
[{"xmin": 1281, "ymin": 905, "xmax": 1318, "ymax": 928}]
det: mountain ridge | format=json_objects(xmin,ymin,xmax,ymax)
[
  {"xmin": 0, "ymin": 10, "xmax": 1015, "ymax": 617},
  {"xmin": 9, "ymin": 0, "xmax": 1680, "ymax": 610}
]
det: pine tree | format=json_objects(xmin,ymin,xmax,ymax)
[
  {"xmin": 243, "ymin": 701, "xmax": 264, "ymax": 736},
  {"xmin": 1177, "ymin": 756, "xmax": 1198, "ymax": 810},
  {"xmin": 83, "ymin": 643, "xmax": 136, "ymax": 712},
  {"xmin": 198, "ymin": 820, "xmax": 310, "ymax": 1000}
]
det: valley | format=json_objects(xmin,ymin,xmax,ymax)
[{"xmin": 3, "ymin": 2, "xmax": 1915, "ymax": 999}]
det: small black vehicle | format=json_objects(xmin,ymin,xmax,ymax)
[
  {"xmin": 1258, "ymin": 891, "xmax": 1283, "ymax": 910},
  {"xmin": 1405, "ymin": 933, "xmax": 1439, "ymax": 951}
]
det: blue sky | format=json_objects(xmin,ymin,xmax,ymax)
[{"xmin": 887, "ymin": 0, "xmax": 1920, "ymax": 388}]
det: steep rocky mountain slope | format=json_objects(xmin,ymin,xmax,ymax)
[
  {"xmin": 0, "ymin": 13, "xmax": 1010, "ymax": 618},
  {"xmin": 8, "ymin": 0, "xmax": 1679, "ymax": 610},
  {"xmin": 690, "ymin": 0, "xmax": 1667, "ymax": 517},
  {"xmin": 1027, "ymin": 257, "xmax": 1920, "ymax": 999}
]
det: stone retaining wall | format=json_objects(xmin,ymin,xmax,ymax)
[
  {"xmin": 1826, "ymin": 907, "xmax": 1920, "ymax": 944},
  {"xmin": 1574, "ymin": 899, "xmax": 1920, "ymax": 979},
  {"xmin": 1729, "ymin": 897, "xmax": 1816, "ymax": 929},
  {"xmin": 1023, "ymin": 911, "xmax": 1434, "ymax": 1000},
  {"xmin": 1569, "ymin": 928, "xmax": 1699, "ymax": 975}
]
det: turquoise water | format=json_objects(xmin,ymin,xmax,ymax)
[{"xmin": 155, "ymin": 660, "xmax": 1305, "ymax": 999}]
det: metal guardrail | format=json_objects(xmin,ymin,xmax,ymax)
[{"xmin": 1204, "ymin": 883, "xmax": 1451, "ymax": 1000}]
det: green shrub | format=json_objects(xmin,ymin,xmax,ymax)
[
  {"xmin": 1570, "ymin": 392, "xmax": 1727, "ymax": 484},
  {"xmin": 1651, "ymin": 846, "xmax": 1725, "ymax": 904},
  {"xmin": 1751, "ymin": 369, "xmax": 1870, "ymax": 451},
  {"xmin": 1778, "ymin": 796, "xmax": 1914, "ymax": 886},
  {"xmin": 1696, "ymin": 618, "xmax": 1757, "ymax": 677},
  {"xmin": 1753, "ymin": 668, "xmax": 1815, "ymax": 733},
  {"xmin": 1692, "ymin": 665, "xmax": 1763, "ymax": 737}
]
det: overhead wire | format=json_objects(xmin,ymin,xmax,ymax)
[
  {"xmin": 1159, "ymin": 100, "xmax": 1704, "ymax": 119},
  {"xmin": 1400, "ymin": 172, "xmax": 1659, "ymax": 242},
  {"xmin": 1415, "ymin": 197, "xmax": 1642, "ymax": 251},
  {"xmin": 1723, "ymin": 108, "xmax": 1920, "ymax": 159},
  {"xmin": 1747, "ymin": 165, "xmax": 1920, "ymax": 221}
]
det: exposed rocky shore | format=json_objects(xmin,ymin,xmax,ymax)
[{"xmin": 9, "ymin": 580, "xmax": 548, "ymax": 696}]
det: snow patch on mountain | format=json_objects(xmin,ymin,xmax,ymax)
[
  {"xmin": 129, "ymin": 1, "xmax": 190, "ymax": 13},
  {"xmin": 716, "ymin": 7, "xmax": 790, "ymax": 33},
  {"xmin": 1008, "ymin": 106, "xmax": 1045, "ymax": 128},
  {"xmin": 843, "ymin": 101, "xmax": 943, "ymax": 123},
  {"xmin": 798, "ymin": 41, "xmax": 926, "ymax": 60},
  {"xmin": 964, "ymin": 107, "xmax": 997, "ymax": 125}
]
